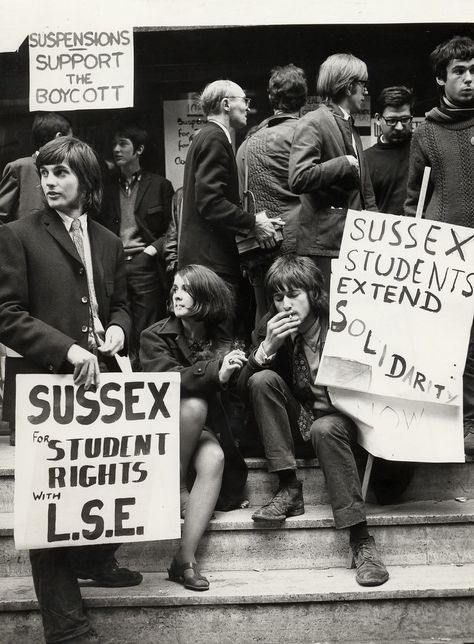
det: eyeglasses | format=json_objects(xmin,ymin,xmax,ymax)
[
  {"xmin": 226, "ymin": 96, "xmax": 251, "ymax": 108},
  {"xmin": 382, "ymin": 116, "xmax": 413, "ymax": 127},
  {"xmin": 355, "ymin": 80, "xmax": 369, "ymax": 90}
]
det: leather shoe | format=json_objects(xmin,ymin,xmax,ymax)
[
  {"xmin": 75, "ymin": 560, "xmax": 143, "ymax": 587},
  {"xmin": 351, "ymin": 536, "xmax": 389, "ymax": 587},
  {"xmin": 252, "ymin": 481, "xmax": 304, "ymax": 521},
  {"xmin": 464, "ymin": 422, "xmax": 474, "ymax": 456}
]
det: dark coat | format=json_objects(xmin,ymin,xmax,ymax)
[
  {"xmin": 140, "ymin": 316, "xmax": 248, "ymax": 510},
  {"xmin": 0, "ymin": 207, "xmax": 130, "ymax": 373},
  {"xmin": 100, "ymin": 170, "xmax": 174, "ymax": 253},
  {"xmin": 178, "ymin": 121, "xmax": 254, "ymax": 277},
  {"xmin": 288, "ymin": 103, "xmax": 377, "ymax": 257},
  {"xmin": 0, "ymin": 156, "xmax": 46, "ymax": 223}
]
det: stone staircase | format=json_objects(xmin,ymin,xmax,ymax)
[{"xmin": 0, "ymin": 436, "xmax": 473, "ymax": 643}]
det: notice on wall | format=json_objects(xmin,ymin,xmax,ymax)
[
  {"xmin": 163, "ymin": 96, "xmax": 206, "ymax": 190},
  {"xmin": 317, "ymin": 209, "xmax": 474, "ymax": 462},
  {"xmin": 28, "ymin": 30, "xmax": 134, "ymax": 111},
  {"xmin": 14, "ymin": 373, "xmax": 180, "ymax": 549}
]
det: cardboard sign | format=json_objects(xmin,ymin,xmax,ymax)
[
  {"xmin": 317, "ymin": 210, "xmax": 474, "ymax": 463},
  {"xmin": 163, "ymin": 97, "xmax": 206, "ymax": 190},
  {"xmin": 318, "ymin": 210, "xmax": 474, "ymax": 406},
  {"xmin": 29, "ymin": 29, "xmax": 134, "ymax": 111},
  {"xmin": 14, "ymin": 373, "xmax": 180, "ymax": 549}
]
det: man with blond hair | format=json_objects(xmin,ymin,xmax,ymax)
[
  {"xmin": 179, "ymin": 79, "xmax": 282, "ymax": 340},
  {"xmin": 289, "ymin": 53, "xmax": 377, "ymax": 289}
]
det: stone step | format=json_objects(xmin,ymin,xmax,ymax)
[
  {"xmin": 245, "ymin": 456, "xmax": 474, "ymax": 505},
  {"xmin": 1, "ymin": 563, "xmax": 473, "ymax": 643},
  {"xmin": 1, "ymin": 434, "xmax": 473, "ymax": 510},
  {"xmin": 1, "ymin": 499, "xmax": 473, "ymax": 577}
]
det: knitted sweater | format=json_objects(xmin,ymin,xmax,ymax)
[
  {"xmin": 405, "ymin": 116, "xmax": 474, "ymax": 227},
  {"xmin": 364, "ymin": 138, "xmax": 410, "ymax": 216}
]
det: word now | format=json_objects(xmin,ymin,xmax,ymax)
[{"xmin": 28, "ymin": 382, "xmax": 170, "ymax": 425}]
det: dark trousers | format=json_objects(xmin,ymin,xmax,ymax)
[
  {"xmin": 30, "ymin": 544, "xmax": 119, "ymax": 643},
  {"xmin": 247, "ymin": 369, "xmax": 366, "ymax": 529},
  {"xmin": 125, "ymin": 252, "xmax": 167, "ymax": 368}
]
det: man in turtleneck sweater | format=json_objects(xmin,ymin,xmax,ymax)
[
  {"xmin": 405, "ymin": 35, "xmax": 474, "ymax": 454},
  {"xmin": 365, "ymin": 86, "xmax": 415, "ymax": 215}
]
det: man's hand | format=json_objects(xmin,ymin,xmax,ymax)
[
  {"xmin": 262, "ymin": 310, "xmax": 301, "ymax": 355},
  {"xmin": 66, "ymin": 344, "xmax": 100, "ymax": 390},
  {"xmin": 345, "ymin": 154, "xmax": 360, "ymax": 174},
  {"xmin": 254, "ymin": 211, "xmax": 285, "ymax": 249},
  {"xmin": 98, "ymin": 325, "xmax": 125, "ymax": 357}
]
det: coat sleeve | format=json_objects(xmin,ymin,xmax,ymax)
[
  {"xmin": 194, "ymin": 133, "xmax": 254, "ymax": 234},
  {"xmin": 0, "ymin": 163, "xmax": 19, "ymax": 224},
  {"xmin": 0, "ymin": 225, "xmax": 75, "ymax": 370},
  {"xmin": 150, "ymin": 178, "xmax": 174, "ymax": 252},
  {"xmin": 140, "ymin": 325, "xmax": 223, "ymax": 399},
  {"xmin": 288, "ymin": 114, "xmax": 359, "ymax": 195},
  {"xmin": 106, "ymin": 240, "xmax": 132, "ymax": 345}
]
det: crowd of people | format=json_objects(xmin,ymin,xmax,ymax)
[{"xmin": 0, "ymin": 33, "xmax": 472, "ymax": 644}]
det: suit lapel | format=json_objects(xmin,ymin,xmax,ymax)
[
  {"xmin": 135, "ymin": 172, "xmax": 151, "ymax": 212},
  {"xmin": 41, "ymin": 209, "xmax": 82, "ymax": 264},
  {"xmin": 88, "ymin": 218, "xmax": 105, "ymax": 291}
]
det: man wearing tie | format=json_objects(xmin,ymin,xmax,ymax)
[
  {"xmin": 238, "ymin": 255, "xmax": 389, "ymax": 588},
  {"xmin": 0, "ymin": 137, "xmax": 142, "ymax": 643},
  {"xmin": 289, "ymin": 53, "xmax": 377, "ymax": 290}
]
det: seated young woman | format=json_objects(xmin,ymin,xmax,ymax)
[{"xmin": 140, "ymin": 264, "xmax": 248, "ymax": 591}]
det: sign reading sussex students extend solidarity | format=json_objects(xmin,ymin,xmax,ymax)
[
  {"xmin": 317, "ymin": 210, "xmax": 474, "ymax": 463},
  {"xmin": 28, "ymin": 30, "xmax": 134, "ymax": 111},
  {"xmin": 14, "ymin": 373, "xmax": 180, "ymax": 550}
]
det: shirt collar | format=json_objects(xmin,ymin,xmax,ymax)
[
  {"xmin": 339, "ymin": 105, "xmax": 351, "ymax": 121},
  {"xmin": 119, "ymin": 169, "xmax": 142, "ymax": 194},
  {"xmin": 57, "ymin": 211, "xmax": 88, "ymax": 233},
  {"xmin": 207, "ymin": 118, "xmax": 232, "ymax": 145},
  {"xmin": 298, "ymin": 317, "xmax": 321, "ymax": 353}
]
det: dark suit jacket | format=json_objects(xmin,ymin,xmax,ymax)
[
  {"xmin": 178, "ymin": 121, "xmax": 254, "ymax": 277},
  {"xmin": 0, "ymin": 156, "xmax": 46, "ymax": 223},
  {"xmin": 0, "ymin": 207, "xmax": 130, "ymax": 374},
  {"xmin": 100, "ymin": 170, "xmax": 174, "ymax": 253}
]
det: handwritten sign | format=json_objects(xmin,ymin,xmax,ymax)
[
  {"xmin": 14, "ymin": 373, "xmax": 180, "ymax": 549},
  {"xmin": 163, "ymin": 97, "xmax": 206, "ymax": 190},
  {"xmin": 317, "ymin": 210, "xmax": 474, "ymax": 462},
  {"xmin": 29, "ymin": 29, "xmax": 134, "ymax": 111}
]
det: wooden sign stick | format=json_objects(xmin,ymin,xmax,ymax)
[{"xmin": 415, "ymin": 166, "xmax": 431, "ymax": 219}]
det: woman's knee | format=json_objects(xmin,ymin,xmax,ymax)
[
  {"xmin": 180, "ymin": 397, "xmax": 208, "ymax": 427},
  {"xmin": 195, "ymin": 440, "xmax": 225, "ymax": 477}
]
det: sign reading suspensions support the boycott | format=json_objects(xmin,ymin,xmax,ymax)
[
  {"xmin": 317, "ymin": 210, "xmax": 474, "ymax": 462},
  {"xmin": 14, "ymin": 373, "xmax": 180, "ymax": 549},
  {"xmin": 28, "ymin": 29, "xmax": 134, "ymax": 111}
]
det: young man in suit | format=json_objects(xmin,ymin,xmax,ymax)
[
  {"xmin": 0, "ymin": 137, "xmax": 142, "ymax": 643},
  {"xmin": 100, "ymin": 124, "xmax": 174, "ymax": 368}
]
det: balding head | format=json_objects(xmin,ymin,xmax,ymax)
[{"xmin": 200, "ymin": 80, "xmax": 244, "ymax": 116}]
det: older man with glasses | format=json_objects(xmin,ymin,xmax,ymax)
[
  {"xmin": 178, "ymin": 79, "xmax": 282, "ymax": 344},
  {"xmin": 364, "ymin": 86, "xmax": 415, "ymax": 215}
]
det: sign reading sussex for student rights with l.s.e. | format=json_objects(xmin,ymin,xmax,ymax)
[
  {"xmin": 14, "ymin": 373, "xmax": 180, "ymax": 550},
  {"xmin": 317, "ymin": 210, "xmax": 474, "ymax": 463},
  {"xmin": 28, "ymin": 29, "xmax": 134, "ymax": 111}
]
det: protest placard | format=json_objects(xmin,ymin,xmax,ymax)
[
  {"xmin": 29, "ymin": 29, "xmax": 134, "ymax": 111},
  {"xmin": 317, "ymin": 209, "xmax": 474, "ymax": 462},
  {"xmin": 14, "ymin": 372, "xmax": 180, "ymax": 549}
]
